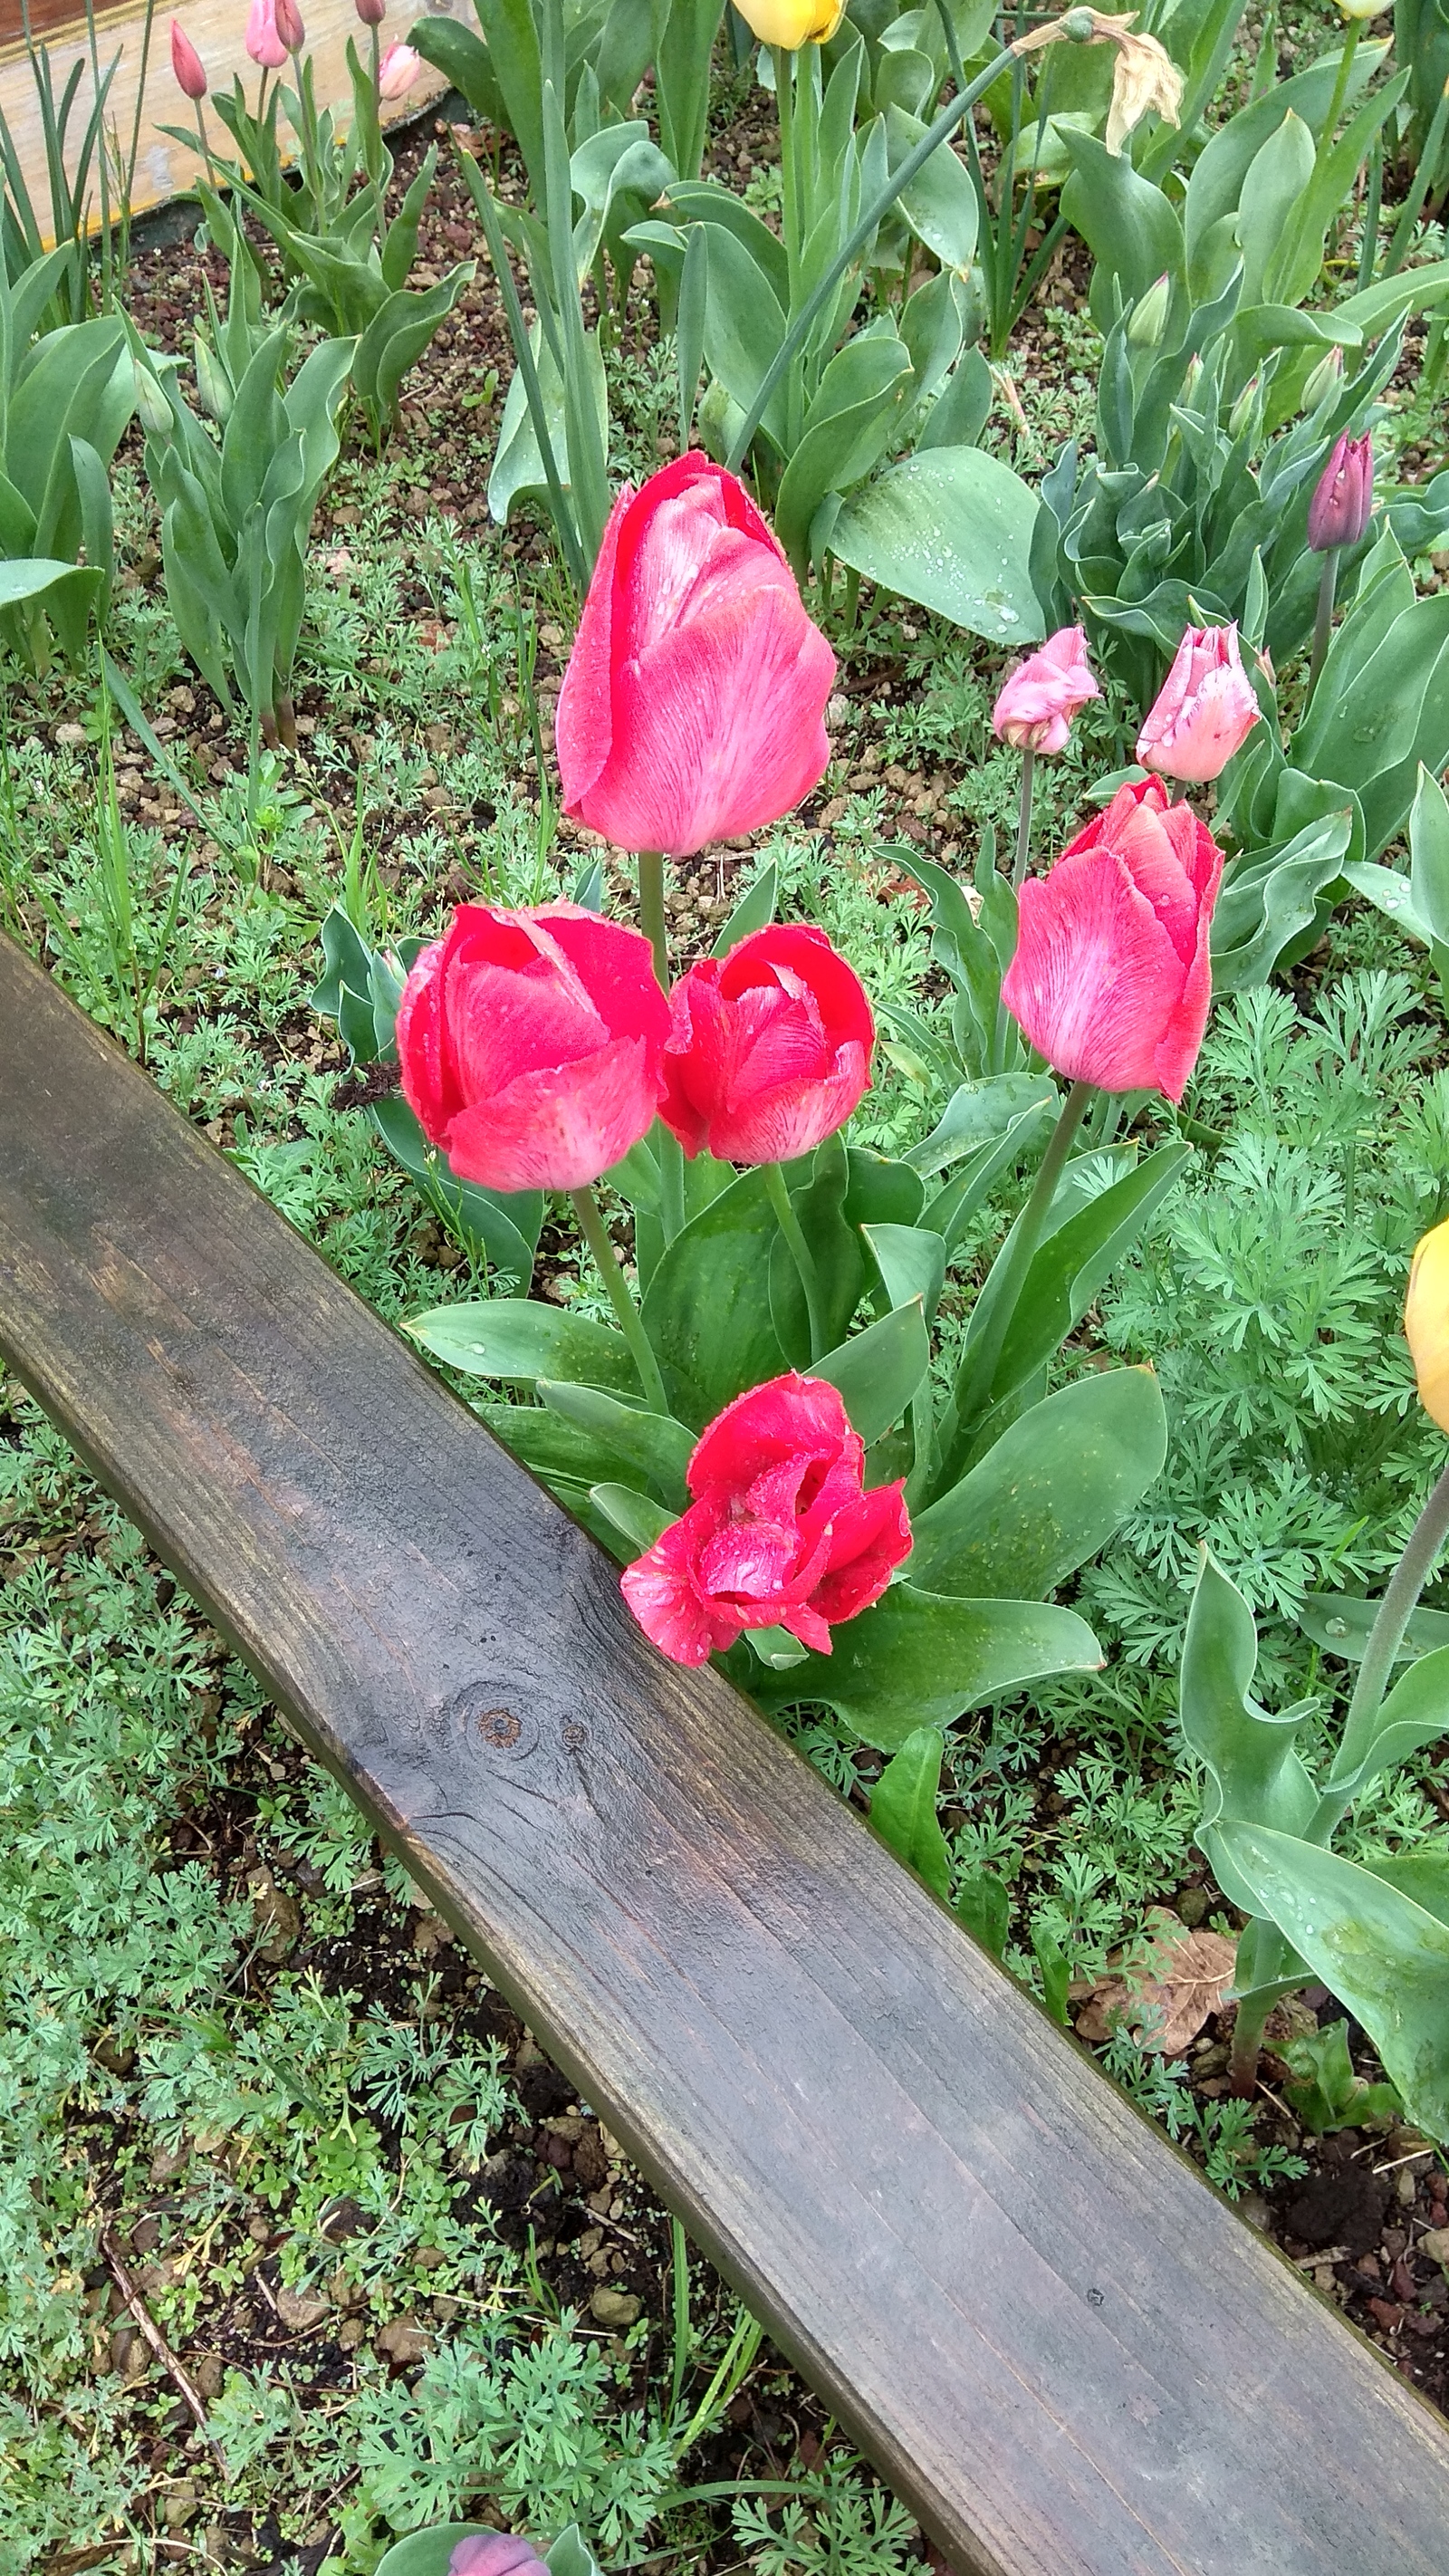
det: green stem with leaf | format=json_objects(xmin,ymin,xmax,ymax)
[
  {"xmin": 765, "ymin": 1161, "xmax": 827, "ymax": 1363},
  {"xmin": 571, "ymin": 1186, "xmax": 670, "ymax": 1415}
]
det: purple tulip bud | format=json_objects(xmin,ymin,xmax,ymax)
[
  {"xmin": 448, "ymin": 2537, "xmax": 550, "ymax": 2576},
  {"xmin": 1307, "ymin": 432, "xmax": 1374, "ymax": 553}
]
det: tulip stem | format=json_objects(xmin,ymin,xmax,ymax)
[
  {"xmin": 1335, "ymin": 1456, "xmax": 1449, "ymax": 1784},
  {"xmin": 571, "ymin": 1186, "xmax": 670, "ymax": 1415},
  {"xmin": 941, "ymin": 1078, "xmax": 1094, "ymax": 1472},
  {"xmin": 1011, "ymin": 745, "xmax": 1036, "ymax": 889},
  {"xmin": 765, "ymin": 1162, "xmax": 827, "ymax": 1364},
  {"xmin": 637, "ymin": 848, "xmax": 670, "ymax": 989},
  {"xmin": 1305, "ymin": 548, "xmax": 1339, "ymax": 708}
]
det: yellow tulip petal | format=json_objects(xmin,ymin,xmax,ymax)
[{"xmin": 1406, "ymin": 1218, "xmax": 1449, "ymax": 1436}]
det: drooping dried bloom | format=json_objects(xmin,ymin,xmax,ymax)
[
  {"xmin": 1307, "ymin": 433, "xmax": 1374, "ymax": 553},
  {"xmin": 621, "ymin": 1373, "xmax": 911, "ymax": 1666},
  {"xmin": 1013, "ymin": 11, "xmax": 1182, "ymax": 157},
  {"xmin": 1136, "ymin": 622, "xmax": 1262, "ymax": 784},
  {"xmin": 1001, "ymin": 778, "xmax": 1223, "ymax": 1104},
  {"xmin": 992, "ymin": 626, "xmax": 1099, "ymax": 756}
]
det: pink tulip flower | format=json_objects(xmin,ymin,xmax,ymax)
[
  {"xmin": 555, "ymin": 454, "xmax": 836, "ymax": 859},
  {"xmin": 659, "ymin": 923, "xmax": 873, "ymax": 1165},
  {"xmin": 378, "ymin": 37, "xmax": 422, "ymax": 96},
  {"xmin": 245, "ymin": 0, "xmax": 288, "ymax": 68},
  {"xmin": 395, "ymin": 902, "xmax": 671, "ymax": 1193},
  {"xmin": 354, "ymin": 0, "xmax": 388, "ymax": 23},
  {"xmin": 621, "ymin": 1373, "xmax": 911, "ymax": 1666},
  {"xmin": 169, "ymin": 19, "xmax": 208, "ymax": 99},
  {"xmin": 992, "ymin": 625, "xmax": 1099, "ymax": 755},
  {"xmin": 448, "ymin": 2540, "xmax": 549, "ymax": 2576},
  {"xmin": 1000, "ymin": 777, "xmax": 1223, "ymax": 1104},
  {"xmin": 1135, "ymin": 621, "xmax": 1261, "ymax": 785},
  {"xmin": 273, "ymin": 0, "xmax": 305, "ymax": 52},
  {"xmin": 1307, "ymin": 432, "xmax": 1374, "ymax": 553}
]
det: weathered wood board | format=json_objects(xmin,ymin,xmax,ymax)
[
  {"xmin": 4, "ymin": 927, "xmax": 1449, "ymax": 2576},
  {"xmin": 0, "ymin": 0, "xmax": 464, "ymax": 240}
]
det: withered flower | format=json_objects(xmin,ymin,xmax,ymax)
[{"xmin": 1014, "ymin": 9, "xmax": 1183, "ymax": 158}]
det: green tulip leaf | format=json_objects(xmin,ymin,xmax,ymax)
[
  {"xmin": 1213, "ymin": 1822, "xmax": 1449, "ymax": 2146},
  {"xmin": 812, "ymin": 1298, "xmax": 931, "ymax": 1446},
  {"xmin": 374, "ymin": 2529, "xmax": 491, "ymax": 2576},
  {"xmin": 1324, "ymin": 1644, "xmax": 1449, "ymax": 1804},
  {"xmin": 479, "ymin": 1402, "xmax": 648, "ymax": 1498},
  {"xmin": 984, "ymin": 1140, "xmax": 1193, "ymax": 1417},
  {"xmin": 1411, "ymin": 761, "xmax": 1449, "ymax": 947},
  {"xmin": 642, "ymin": 1166, "xmax": 791, "ymax": 1426},
  {"xmin": 547, "ymin": 2529, "xmax": 606, "ymax": 2576},
  {"xmin": 844, "ymin": 1149, "xmax": 926, "ymax": 1230},
  {"xmin": 911, "ymin": 1368, "xmax": 1166, "ymax": 1600},
  {"xmin": 828, "ymin": 447, "xmax": 1043, "ymax": 643},
  {"xmin": 749, "ymin": 1585, "xmax": 1102, "ymax": 1749},
  {"xmin": 902, "ymin": 1075, "xmax": 1055, "ymax": 1177},
  {"xmin": 955, "ymin": 1867, "xmax": 1010, "ymax": 1959},
  {"xmin": 769, "ymin": 1135, "xmax": 863, "ymax": 1368},
  {"xmin": 1297, "ymin": 1589, "xmax": 1449, "ymax": 1662},
  {"xmin": 1371, "ymin": 1851, "xmax": 1449, "ymax": 1929},
  {"xmin": 590, "ymin": 1483, "xmax": 673, "ymax": 1552},
  {"xmin": 712, "ymin": 861, "xmax": 777, "ymax": 957},
  {"xmin": 538, "ymin": 1380, "xmax": 694, "ymax": 1510},
  {"xmin": 1179, "ymin": 1550, "xmax": 1317, "ymax": 1914},
  {"xmin": 868, "ymin": 1725, "xmax": 952, "ymax": 1903},
  {"xmin": 405, "ymin": 1301, "xmax": 641, "ymax": 1395},
  {"xmin": 860, "ymin": 1226, "xmax": 946, "ymax": 1326}
]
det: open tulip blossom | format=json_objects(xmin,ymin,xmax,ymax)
[
  {"xmin": 621, "ymin": 1374, "xmax": 911, "ymax": 1667},
  {"xmin": 660, "ymin": 925, "xmax": 873, "ymax": 1168},
  {"xmin": 1406, "ymin": 1218, "xmax": 1449, "ymax": 1437},
  {"xmin": 1135, "ymin": 621, "xmax": 1261, "ymax": 785}
]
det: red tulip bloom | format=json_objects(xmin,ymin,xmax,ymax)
[
  {"xmin": 1000, "ymin": 778, "xmax": 1223, "ymax": 1104},
  {"xmin": 1307, "ymin": 432, "xmax": 1374, "ymax": 553},
  {"xmin": 992, "ymin": 625, "xmax": 1099, "ymax": 755},
  {"xmin": 555, "ymin": 454, "xmax": 836, "ymax": 860},
  {"xmin": 1135, "ymin": 621, "xmax": 1261, "ymax": 785},
  {"xmin": 621, "ymin": 1373, "xmax": 911, "ymax": 1666},
  {"xmin": 245, "ymin": 0, "xmax": 288, "ymax": 67},
  {"xmin": 170, "ymin": 20, "xmax": 208, "ymax": 98},
  {"xmin": 448, "ymin": 2540, "xmax": 549, "ymax": 2576},
  {"xmin": 658, "ymin": 923, "xmax": 872, "ymax": 1165},
  {"xmin": 396, "ymin": 902, "xmax": 670, "ymax": 1193}
]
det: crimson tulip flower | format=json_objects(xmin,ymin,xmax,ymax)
[
  {"xmin": 395, "ymin": 902, "xmax": 670, "ymax": 1193},
  {"xmin": 621, "ymin": 1373, "xmax": 911, "ymax": 1666},
  {"xmin": 1136, "ymin": 622, "xmax": 1261, "ymax": 785},
  {"xmin": 992, "ymin": 626, "xmax": 1099, "ymax": 756},
  {"xmin": 555, "ymin": 455, "xmax": 836, "ymax": 860},
  {"xmin": 1000, "ymin": 779, "xmax": 1223, "ymax": 1104},
  {"xmin": 658, "ymin": 923, "xmax": 873, "ymax": 1165}
]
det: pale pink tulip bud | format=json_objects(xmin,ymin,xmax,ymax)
[
  {"xmin": 448, "ymin": 2539, "xmax": 550, "ymax": 2576},
  {"xmin": 245, "ymin": 0, "xmax": 288, "ymax": 69},
  {"xmin": 170, "ymin": 19, "xmax": 208, "ymax": 99},
  {"xmin": 274, "ymin": 0, "xmax": 306, "ymax": 53},
  {"xmin": 354, "ymin": 0, "xmax": 388, "ymax": 20},
  {"xmin": 378, "ymin": 37, "xmax": 422, "ymax": 96},
  {"xmin": 991, "ymin": 626, "xmax": 1099, "ymax": 756},
  {"xmin": 1307, "ymin": 433, "xmax": 1374, "ymax": 553},
  {"xmin": 1136, "ymin": 621, "xmax": 1262, "ymax": 786}
]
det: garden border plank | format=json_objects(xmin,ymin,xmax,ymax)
[{"xmin": 4, "ymin": 928, "xmax": 1449, "ymax": 2576}]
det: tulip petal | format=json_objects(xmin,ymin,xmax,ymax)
[
  {"xmin": 688, "ymin": 1370, "xmax": 856, "ymax": 1499},
  {"xmin": 621, "ymin": 1505, "xmax": 719, "ymax": 1665},
  {"xmin": 442, "ymin": 1033, "xmax": 658, "ymax": 1192},
  {"xmin": 1002, "ymin": 850, "xmax": 1191, "ymax": 1096}
]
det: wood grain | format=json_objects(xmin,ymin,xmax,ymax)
[
  {"xmin": 3, "ymin": 928, "xmax": 1448, "ymax": 2576},
  {"xmin": 0, "ymin": 0, "xmax": 459, "ymax": 241}
]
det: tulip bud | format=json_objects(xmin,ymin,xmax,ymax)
[
  {"xmin": 377, "ymin": 37, "xmax": 422, "ymax": 97},
  {"xmin": 133, "ymin": 361, "xmax": 175, "ymax": 440},
  {"xmin": 1128, "ymin": 272, "xmax": 1171, "ymax": 348},
  {"xmin": 1227, "ymin": 374, "xmax": 1261, "ymax": 441},
  {"xmin": 1301, "ymin": 344, "xmax": 1345, "ymax": 414},
  {"xmin": 169, "ymin": 18, "xmax": 207, "ymax": 100},
  {"xmin": 354, "ymin": 0, "xmax": 387, "ymax": 20},
  {"xmin": 1307, "ymin": 432, "xmax": 1374, "ymax": 553},
  {"xmin": 1137, "ymin": 621, "xmax": 1262, "ymax": 785},
  {"xmin": 1335, "ymin": 0, "xmax": 1391, "ymax": 17},
  {"xmin": 729, "ymin": 0, "xmax": 845, "ymax": 43},
  {"xmin": 274, "ymin": 0, "xmax": 305, "ymax": 53},
  {"xmin": 1181, "ymin": 352, "xmax": 1203, "ymax": 402},
  {"xmin": 1406, "ymin": 1218, "xmax": 1449, "ymax": 1434},
  {"xmin": 245, "ymin": 0, "xmax": 288, "ymax": 68},
  {"xmin": 194, "ymin": 336, "xmax": 232, "ymax": 425},
  {"xmin": 448, "ymin": 2538, "xmax": 549, "ymax": 2576}
]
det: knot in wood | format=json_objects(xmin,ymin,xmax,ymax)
[{"xmin": 477, "ymin": 1706, "xmax": 522, "ymax": 1749}]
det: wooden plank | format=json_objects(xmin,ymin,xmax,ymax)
[
  {"xmin": 3, "ymin": 927, "xmax": 1448, "ymax": 2576},
  {"xmin": 0, "ymin": 0, "xmax": 461, "ymax": 240}
]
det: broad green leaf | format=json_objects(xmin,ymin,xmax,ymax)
[
  {"xmin": 642, "ymin": 1166, "xmax": 790, "ymax": 1425},
  {"xmin": 1234, "ymin": 111, "xmax": 1313, "ymax": 311},
  {"xmin": 768, "ymin": 1135, "xmax": 863, "ymax": 1367},
  {"xmin": 1211, "ymin": 807, "xmax": 1355, "ymax": 991},
  {"xmin": 1282, "ymin": 2019, "xmax": 1402, "ymax": 2133},
  {"xmin": 868, "ymin": 1725, "xmax": 951, "ymax": 1903},
  {"xmin": 910, "ymin": 1369, "xmax": 1166, "ymax": 1600},
  {"xmin": 750, "ymin": 1585, "xmax": 1102, "ymax": 1748},
  {"xmin": 405, "ymin": 1301, "xmax": 640, "ymax": 1394},
  {"xmin": 1324, "ymin": 1645, "xmax": 1449, "ymax": 1804},
  {"xmin": 886, "ymin": 105, "xmax": 979, "ymax": 270},
  {"xmin": 488, "ymin": 319, "xmax": 608, "ymax": 526},
  {"xmin": 1214, "ymin": 1822, "xmax": 1449, "ymax": 2146},
  {"xmin": 1373, "ymin": 1851, "xmax": 1449, "ymax": 1930},
  {"xmin": 861, "ymin": 1225, "xmax": 946, "ymax": 1324},
  {"xmin": 1059, "ymin": 130, "xmax": 1183, "ymax": 316},
  {"xmin": 538, "ymin": 1379, "xmax": 694, "ymax": 1508},
  {"xmin": 712, "ymin": 861, "xmax": 776, "ymax": 956},
  {"xmin": 986, "ymin": 1141, "xmax": 1193, "ymax": 1410},
  {"xmin": 774, "ymin": 332, "xmax": 914, "ymax": 572},
  {"xmin": 1179, "ymin": 1550, "xmax": 1316, "ymax": 1914},
  {"xmin": 1410, "ymin": 762, "xmax": 1449, "ymax": 947},
  {"xmin": 812, "ymin": 1298, "xmax": 931, "ymax": 1446},
  {"xmin": 479, "ymin": 1402, "xmax": 640, "ymax": 1496},
  {"xmin": 697, "ymin": 223, "xmax": 789, "ymax": 453},
  {"xmin": 844, "ymin": 1149, "xmax": 926, "ymax": 1230},
  {"xmin": 1297, "ymin": 1590, "xmax": 1449, "ymax": 1663},
  {"xmin": 955, "ymin": 1867, "xmax": 1009, "ymax": 1958},
  {"xmin": 590, "ymin": 1483, "xmax": 673, "ymax": 1552},
  {"xmin": 547, "ymin": 2529, "xmax": 606, "ymax": 2576},
  {"xmin": 902, "ymin": 1074, "xmax": 1054, "ymax": 1175},
  {"xmin": 829, "ymin": 447, "xmax": 1042, "ymax": 644},
  {"xmin": 408, "ymin": 14, "xmax": 506, "ymax": 126}
]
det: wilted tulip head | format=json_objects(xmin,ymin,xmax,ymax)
[
  {"xmin": 1001, "ymin": 777, "xmax": 1223, "ymax": 1104},
  {"xmin": 731, "ymin": 0, "xmax": 846, "ymax": 43},
  {"xmin": 555, "ymin": 453, "xmax": 835, "ymax": 860},
  {"xmin": 1406, "ymin": 1219, "xmax": 1449, "ymax": 1436},
  {"xmin": 448, "ymin": 2536, "xmax": 550, "ymax": 2576},
  {"xmin": 621, "ymin": 1373, "xmax": 911, "ymax": 1666},
  {"xmin": 378, "ymin": 38, "xmax": 422, "ymax": 96},
  {"xmin": 1136, "ymin": 621, "xmax": 1261, "ymax": 786},
  {"xmin": 1307, "ymin": 432, "xmax": 1374, "ymax": 554},
  {"xmin": 992, "ymin": 626, "xmax": 1099, "ymax": 756},
  {"xmin": 659, "ymin": 923, "xmax": 873, "ymax": 1166},
  {"xmin": 245, "ymin": 0, "xmax": 289, "ymax": 68},
  {"xmin": 395, "ymin": 901, "xmax": 671, "ymax": 1194},
  {"xmin": 1015, "ymin": 10, "xmax": 1181, "ymax": 153},
  {"xmin": 169, "ymin": 18, "xmax": 207, "ymax": 100}
]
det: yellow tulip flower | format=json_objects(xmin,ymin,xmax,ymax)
[
  {"xmin": 1406, "ymin": 1218, "xmax": 1449, "ymax": 1435},
  {"xmin": 733, "ymin": 0, "xmax": 846, "ymax": 46}
]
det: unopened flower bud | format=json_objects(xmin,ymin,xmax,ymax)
[
  {"xmin": 377, "ymin": 37, "xmax": 422, "ymax": 96},
  {"xmin": 194, "ymin": 337, "xmax": 232, "ymax": 424},
  {"xmin": 1128, "ymin": 272, "xmax": 1171, "ymax": 347},
  {"xmin": 169, "ymin": 18, "xmax": 207, "ymax": 100},
  {"xmin": 1301, "ymin": 344, "xmax": 1344, "ymax": 413},
  {"xmin": 274, "ymin": 0, "xmax": 305, "ymax": 53},
  {"xmin": 133, "ymin": 361, "xmax": 175, "ymax": 439},
  {"xmin": 354, "ymin": 0, "xmax": 387, "ymax": 20},
  {"xmin": 1307, "ymin": 432, "xmax": 1374, "ymax": 553},
  {"xmin": 1227, "ymin": 374, "xmax": 1261, "ymax": 440}
]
